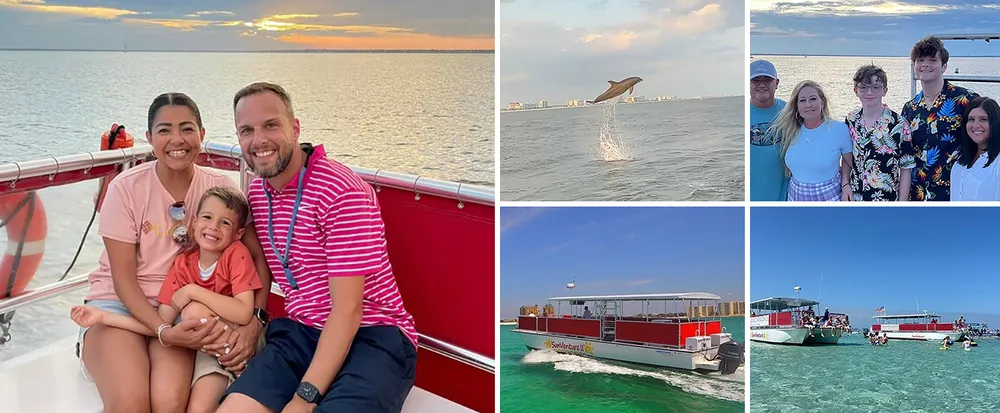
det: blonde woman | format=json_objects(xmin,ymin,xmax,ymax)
[{"xmin": 771, "ymin": 80, "xmax": 854, "ymax": 201}]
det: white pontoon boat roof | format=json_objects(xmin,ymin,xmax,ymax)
[
  {"xmin": 873, "ymin": 313, "xmax": 940, "ymax": 319},
  {"xmin": 750, "ymin": 297, "xmax": 821, "ymax": 311},
  {"xmin": 547, "ymin": 292, "xmax": 721, "ymax": 301}
]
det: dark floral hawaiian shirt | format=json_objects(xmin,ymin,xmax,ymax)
[
  {"xmin": 846, "ymin": 105, "xmax": 916, "ymax": 201},
  {"xmin": 900, "ymin": 81, "xmax": 979, "ymax": 201}
]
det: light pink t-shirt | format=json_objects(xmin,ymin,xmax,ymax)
[{"xmin": 85, "ymin": 161, "xmax": 238, "ymax": 305}]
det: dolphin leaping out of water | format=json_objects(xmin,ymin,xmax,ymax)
[{"xmin": 586, "ymin": 76, "xmax": 643, "ymax": 104}]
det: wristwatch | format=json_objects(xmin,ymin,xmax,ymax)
[
  {"xmin": 296, "ymin": 381, "xmax": 321, "ymax": 404},
  {"xmin": 253, "ymin": 308, "xmax": 269, "ymax": 327}
]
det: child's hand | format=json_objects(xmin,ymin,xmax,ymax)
[
  {"xmin": 70, "ymin": 305, "xmax": 104, "ymax": 328},
  {"xmin": 171, "ymin": 286, "xmax": 194, "ymax": 311}
]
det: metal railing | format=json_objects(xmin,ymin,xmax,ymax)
[
  {"xmin": 0, "ymin": 141, "xmax": 494, "ymax": 207},
  {"xmin": 909, "ymin": 33, "xmax": 1000, "ymax": 97}
]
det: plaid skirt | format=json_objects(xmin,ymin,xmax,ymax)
[{"xmin": 787, "ymin": 175, "xmax": 842, "ymax": 201}]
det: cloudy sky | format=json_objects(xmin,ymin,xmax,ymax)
[
  {"xmin": 0, "ymin": 0, "xmax": 493, "ymax": 50},
  {"xmin": 498, "ymin": 0, "xmax": 744, "ymax": 104},
  {"xmin": 751, "ymin": 0, "xmax": 1000, "ymax": 56}
]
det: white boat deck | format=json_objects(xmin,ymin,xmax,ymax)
[{"xmin": 0, "ymin": 336, "xmax": 473, "ymax": 413}]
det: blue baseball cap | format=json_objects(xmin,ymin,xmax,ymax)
[{"xmin": 750, "ymin": 59, "xmax": 778, "ymax": 80}]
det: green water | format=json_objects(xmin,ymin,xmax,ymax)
[
  {"xmin": 500, "ymin": 317, "xmax": 746, "ymax": 412},
  {"xmin": 751, "ymin": 334, "xmax": 1000, "ymax": 412}
]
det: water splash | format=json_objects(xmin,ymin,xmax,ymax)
[
  {"xmin": 522, "ymin": 349, "xmax": 744, "ymax": 402},
  {"xmin": 596, "ymin": 102, "xmax": 635, "ymax": 162}
]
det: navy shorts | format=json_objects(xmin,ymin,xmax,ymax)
[{"xmin": 222, "ymin": 318, "xmax": 417, "ymax": 413}]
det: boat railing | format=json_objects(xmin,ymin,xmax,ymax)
[
  {"xmin": 909, "ymin": 33, "xmax": 1000, "ymax": 97},
  {"xmin": 0, "ymin": 141, "xmax": 495, "ymax": 374},
  {"xmin": 0, "ymin": 273, "xmax": 494, "ymax": 374},
  {"xmin": 0, "ymin": 141, "xmax": 494, "ymax": 207}
]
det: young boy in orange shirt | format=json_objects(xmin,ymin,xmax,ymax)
[{"xmin": 71, "ymin": 186, "xmax": 262, "ymax": 411}]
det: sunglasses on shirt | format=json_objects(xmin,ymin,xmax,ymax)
[{"xmin": 169, "ymin": 201, "xmax": 189, "ymax": 246}]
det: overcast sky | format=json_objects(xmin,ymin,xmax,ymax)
[
  {"xmin": 751, "ymin": 1, "xmax": 1000, "ymax": 56},
  {"xmin": 498, "ymin": 0, "xmax": 744, "ymax": 104},
  {"xmin": 0, "ymin": 0, "xmax": 493, "ymax": 50}
]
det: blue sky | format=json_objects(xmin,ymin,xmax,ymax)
[
  {"xmin": 0, "ymin": 0, "xmax": 493, "ymax": 50},
  {"xmin": 752, "ymin": 207, "xmax": 1000, "ymax": 327},
  {"xmin": 499, "ymin": 206, "xmax": 745, "ymax": 319},
  {"xmin": 499, "ymin": 0, "xmax": 744, "ymax": 103},
  {"xmin": 751, "ymin": 1, "xmax": 1000, "ymax": 56}
]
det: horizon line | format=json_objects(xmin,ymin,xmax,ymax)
[{"xmin": 0, "ymin": 48, "xmax": 494, "ymax": 54}]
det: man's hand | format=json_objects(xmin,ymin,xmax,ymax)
[
  {"xmin": 281, "ymin": 396, "xmax": 315, "ymax": 413},
  {"xmin": 207, "ymin": 318, "xmax": 263, "ymax": 373}
]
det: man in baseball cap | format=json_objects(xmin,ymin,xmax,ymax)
[{"xmin": 749, "ymin": 59, "xmax": 787, "ymax": 201}]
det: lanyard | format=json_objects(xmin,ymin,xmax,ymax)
[{"xmin": 264, "ymin": 164, "xmax": 307, "ymax": 290}]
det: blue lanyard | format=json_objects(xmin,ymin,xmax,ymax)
[{"xmin": 264, "ymin": 165, "xmax": 307, "ymax": 290}]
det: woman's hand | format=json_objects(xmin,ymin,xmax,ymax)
[
  {"xmin": 207, "ymin": 319, "xmax": 264, "ymax": 374},
  {"xmin": 841, "ymin": 184, "xmax": 853, "ymax": 201},
  {"xmin": 159, "ymin": 317, "xmax": 226, "ymax": 350}
]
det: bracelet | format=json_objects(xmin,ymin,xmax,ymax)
[
  {"xmin": 842, "ymin": 183, "xmax": 850, "ymax": 188},
  {"xmin": 156, "ymin": 323, "xmax": 171, "ymax": 347}
]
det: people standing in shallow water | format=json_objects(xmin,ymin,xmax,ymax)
[
  {"xmin": 950, "ymin": 96, "xmax": 1000, "ymax": 200},
  {"xmin": 749, "ymin": 59, "xmax": 789, "ymax": 201},
  {"xmin": 901, "ymin": 36, "xmax": 980, "ymax": 201},
  {"xmin": 846, "ymin": 64, "xmax": 917, "ymax": 201},
  {"xmin": 771, "ymin": 80, "xmax": 854, "ymax": 201}
]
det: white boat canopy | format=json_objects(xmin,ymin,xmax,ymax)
[
  {"xmin": 547, "ymin": 292, "xmax": 721, "ymax": 302},
  {"xmin": 750, "ymin": 297, "xmax": 821, "ymax": 311}
]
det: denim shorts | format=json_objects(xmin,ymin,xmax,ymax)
[{"xmin": 76, "ymin": 299, "xmax": 133, "ymax": 382}]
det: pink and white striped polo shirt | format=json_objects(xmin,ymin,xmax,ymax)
[{"xmin": 247, "ymin": 144, "xmax": 417, "ymax": 347}]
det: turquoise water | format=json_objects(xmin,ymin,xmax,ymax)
[
  {"xmin": 500, "ymin": 317, "xmax": 746, "ymax": 412},
  {"xmin": 751, "ymin": 334, "xmax": 1000, "ymax": 412}
]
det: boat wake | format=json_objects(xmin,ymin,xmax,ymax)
[
  {"xmin": 521, "ymin": 349, "xmax": 744, "ymax": 403},
  {"xmin": 596, "ymin": 103, "xmax": 635, "ymax": 163}
]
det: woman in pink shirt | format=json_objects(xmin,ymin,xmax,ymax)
[{"xmin": 76, "ymin": 93, "xmax": 271, "ymax": 413}]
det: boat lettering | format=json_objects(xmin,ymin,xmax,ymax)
[
  {"xmin": 751, "ymin": 332, "xmax": 768, "ymax": 339},
  {"xmin": 544, "ymin": 339, "xmax": 594, "ymax": 355}
]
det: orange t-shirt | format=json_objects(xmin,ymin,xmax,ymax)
[{"xmin": 157, "ymin": 240, "xmax": 262, "ymax": 306}]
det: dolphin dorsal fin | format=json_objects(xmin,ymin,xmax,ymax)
[{"xmin": 608, "ymin": 80, "xmax": 618, "ymax": 85}]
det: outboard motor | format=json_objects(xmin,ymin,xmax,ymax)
[{"xmin": 717, "ymin": 340, "xmax": 743, "ymax": 375}]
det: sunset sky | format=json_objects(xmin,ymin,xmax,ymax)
[
  {"xmin": 751, "ymin": 0, "xmax": 1000, "ymax": 55},
  {"xmin": 0, "ymin": 0, "xmax": 494, "ymax": 51}
]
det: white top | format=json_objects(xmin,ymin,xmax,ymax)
[
  {"xmin": 951, "ymin": 152, "xmax": 1000, "ymax": 201},
  {"xmin": 198, "ymin": 261, "xmax": 218, "ymax": 281}
]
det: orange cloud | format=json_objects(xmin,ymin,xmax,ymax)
[
  {"xmin": 275, "ymin": 33, "xmax": 495, "ymax": 50},
  {"xmin": 0, "ymin": 0, "xmax": 137, "ymax": 19},
  {"xmin": 122, "ymin": 18, "xmax": 239, "ymax": 31}
]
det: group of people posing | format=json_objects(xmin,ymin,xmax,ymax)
[
  {"xmin": 751, "ymin": 36, "xmax": 999, "ymax": 201},
  {"xmin": 68, "ymin": 83, "xmax": 417, "ymax": 413}
]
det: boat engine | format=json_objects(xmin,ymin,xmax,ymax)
[{"xmin": 717, "ymin": 340, "xmax": 743, "ymax": 375}]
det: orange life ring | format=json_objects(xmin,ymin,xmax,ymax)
[
  {"xmin": 0, "ymin": 192, "xmax": 47, "ymax": 299},
  {"xmin": 95, "ymin": 124, "xmax": 134, "ymax": 212}
]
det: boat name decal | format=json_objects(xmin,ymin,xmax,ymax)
[{"xmin": 545, "ymin": 339, "xmax": 594, "ymax": 355}]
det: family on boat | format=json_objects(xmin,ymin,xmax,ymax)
[
  {"xmin": 69, "ymin": 82, "xmax": 416, "ymax": 413},
  {"xmin": 751, "ymin": 35, "xmax": 999, "ymax": 201}
]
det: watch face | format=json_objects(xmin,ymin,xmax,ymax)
[{"xmin": 297, "ymin": 382, "xmax": 319, "ymax": 403}]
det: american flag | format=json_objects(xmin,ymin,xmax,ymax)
[{"xmin": 875, "ymin": 306, "xmax": 885, "ymax": 313}]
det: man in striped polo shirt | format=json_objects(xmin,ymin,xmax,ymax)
[{"xmin": 217, "ymin": 82, "xmax": 417, "ymax": 413}]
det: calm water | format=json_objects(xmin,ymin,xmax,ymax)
[
  {"xmin": 0, "ymin": 51, "xmax": 493, "ymax": 363},
  {"xmin": 751, "ymin": 334, "xmax": 1000, "ymax": 412},
  {"xmin": 755, "ymin": 55, "xmax": 1000, "ymax": 120},
  {"xmin": 500, "ymin": 318, "xmax": 746, "ymax": 412},
  {"xmin": 499, "ymin": 97, "xmax": 745, "ymax": 201}
]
